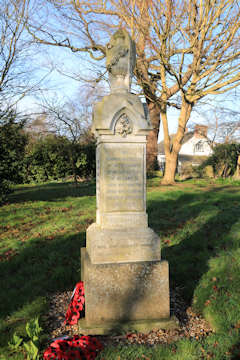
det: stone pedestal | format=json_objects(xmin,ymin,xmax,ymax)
[
  {"xmin": 81, "ymin": 249, "xmax": 171, "ymax": 328},
  {"xmin": 79, "ymin": 29, "xmax": 173, "ymax": 334},
  {"xmin": 87, "ymin": 224, "xmax": 160, "ymax": 264},
  {"xmin": 79, "ymin": 248, "xmax": 176, "ymax": 334}
]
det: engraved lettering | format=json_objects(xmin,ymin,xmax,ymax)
[{"xmin": 101, "ymin": 144, "xmax": 144, "ymax": 212}]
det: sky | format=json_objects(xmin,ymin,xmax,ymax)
[
  {"xmin": 18, "ymin": 57, "xmax": 210, "ymax": 143},
  {"xmin": 9, "ymin": 0, "xmax": 239, "ymax": 147},
  {"xmin": 17, "ymin": 23, "xmax": 237, "ymax": 144},
  {"xmin": 19, "ymin": 40, "xmax": 238, "ymax": 145},
  {"xmin": 18, "ymin": 42, "xmax": 184, "ymax": 142}
]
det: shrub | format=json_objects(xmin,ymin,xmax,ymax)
[
  {"xmin": 179, "ymin": 162, "xmax": 199, "ymax": 180},
  {"xmin": 198, "ymin": 143, "xmax": 240, "ymax": 178},
  {"xmin": 24, "ymin": 136, "xmax": 72, "ymax": 183},
  {"xmin": 24, "ymin": 135, "xmax": 96, "ymax": 183},
  {"xmin": 0, "ymin": 110, "xmax": 28, "ymax": 204},
  {"xmin": 74, "ymin": 143, "xmax": 96, "ymax": 180}
]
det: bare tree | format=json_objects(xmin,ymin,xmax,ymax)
[
  {"xmin": 211, "ymin": 107, "xmax": 240, "ymax": 144},
  {"xmin": 219, "ymin": 121, "xmax": 240, "ymax": 144},
  {"xmin": 27, "ymin": 0, "xmax": 240, "ymax": 183},
  {"xmin": 0, "ymin": 0, "xmax": 54, "ymax": 119},
  {"xmin": 40, "ymin": 97, "xmax": 94, "ymax": 183},
  {"xmin": 1, "ymin": 0, "xmax": 30, "ymax": 105},
  {"xmin": 190, "ymin": 104, "xmax": 240, "ymax": 145}
]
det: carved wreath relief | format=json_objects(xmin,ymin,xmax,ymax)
[{"xmin": 115, "ymin": 114, "xmax": 132, "ymax": 137}]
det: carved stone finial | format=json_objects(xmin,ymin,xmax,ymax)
[{"xmin": 106, "ymin": 28, "xmax": 136, "ymax": 93}]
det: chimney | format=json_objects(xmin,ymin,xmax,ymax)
[{"xmin": 194, "ymin": 124, "xmax": 208, "ymax": 138}]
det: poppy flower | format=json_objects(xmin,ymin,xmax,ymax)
[
  {"xmin": 43, "ymin": 283, "xmax": 103, "ymax": 359},
  {"xmin": 43, "ymin": 335, "xmax": 103, "ymax": 360},
  {"xmin": 65, "ymin": 282, "xmax": 85, "ymax": 325}
]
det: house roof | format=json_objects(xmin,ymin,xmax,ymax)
[{"xmin": 158, "ymin": 131, "xmax": 195, "ymax": 154}]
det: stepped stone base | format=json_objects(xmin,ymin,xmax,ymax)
[
  {"xmin": 86, "ymin": 223, "xmax": 161, "ymax": 264},
  {"xmin": 81, "ymin": 248, "xmax": 171, "ymax": 328},
  {"xmin": 78, "ymin": 317, "xmax": 178, "ymax": 335}
]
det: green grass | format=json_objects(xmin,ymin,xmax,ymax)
[
  {"xmin": 0, "ymin": 178, "xmax": 240, "ymax": 359},
  {"xmin": 0, "ymin": 181, "xmax": 96, "ymax": 359}
]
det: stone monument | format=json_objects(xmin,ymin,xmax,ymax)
[{"xmin": 80, "ymin": 29, "xmax": 174, "ymax": 334}]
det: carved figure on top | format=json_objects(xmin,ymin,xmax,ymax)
[{"xmin": 106, "ymin": 28, "xmax": 136, "ymax": 93}]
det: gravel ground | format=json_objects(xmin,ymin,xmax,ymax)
[{"xmin": 43, "ymin": 288, "xmax": 213, "ymax": 347}]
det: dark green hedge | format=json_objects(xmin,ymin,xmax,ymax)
[
  {"xmin": 0, "ymin": 115, "xmax": 96, "ymax": 204},
  {"xmin": 0, "ymin": 120, "xmax": 28, "ymax": 203},
  {"xmin": 24, "ymin": 135, "xmax": 96, "ymax": 183}
]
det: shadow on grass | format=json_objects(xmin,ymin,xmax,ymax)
[
  {"xmin": 147, "ymin": 185, "xmax": 240, "ymax": 304},
  {"xmin": 9, "ymin": 181, "xmax": 96, "ymax": 203},
  {"xmin": 0, "ymin": 230, "xmax": 86, "ymax": 348}
]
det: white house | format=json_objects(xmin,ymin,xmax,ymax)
[{"xmin": 158, "ymin": 125, "xmax": 213, "ymax": 172}]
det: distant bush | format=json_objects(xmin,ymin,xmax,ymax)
[
  {"xmin": 24, "ymin": 136, "xmax": 72, "ymax": 183},
  {"xmin": 0, "ymin": 109, "xmax": 96, "ymax": 204},
  {"xmin": 0, "ymin": 111, "xmax": 28, "ymax": 204},
  {"xmin": 179, "ymin": 162, "xmax": 199, "ymax": 180},
  {"xmin": 198, "ymin": 143, "xmax": 240, "ymax": 178},
  {"xmin": 74, "ymin": 142, "xmax": 96, "ymax": 180},
  {"xmin": 24, "ymin": 135, "xmax": 96, "ymax": 183},
  {"xmin": 193, "ymin": 164, "xmax": 214, "ymax": 179},
  {"xmin": 147, "ymin": 157, "xmax": 159, "ymax": 178}
]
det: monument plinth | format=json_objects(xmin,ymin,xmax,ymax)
[{"xmin": 80, "ymin": 29, "xmax": 173, "ymax": 334}]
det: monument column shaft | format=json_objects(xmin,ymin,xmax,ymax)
[{"xmin": 96, "ymin": 136, "xmax": 148, "ymax": 227}]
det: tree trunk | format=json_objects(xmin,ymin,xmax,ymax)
[
  {"xmin": 161, "ymin": 98, "xmax": 193, "ymax": 185},
  {"xmin": 146, "ymin": 102, "xmax": 160, "ymax": 174},
  {"xmin": 161, "ymin": 152, "xmax": 178, "ymax": 185},
  {"xmin": 234, "ymin": 154, "xmax": 240, "ymax": 179}
]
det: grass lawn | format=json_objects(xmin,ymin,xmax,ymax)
[{"xmin": 0, "ymin": 178, "xmax": 240, "ymax": 359}]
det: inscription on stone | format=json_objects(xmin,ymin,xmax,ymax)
[{"xmin": 100, "ymin": 144, "xmax": 144, "ymax": 212}]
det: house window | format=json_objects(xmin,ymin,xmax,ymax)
[{"xmin": 194, "ymin": 141, "xmax": 204, "ymax": 153}]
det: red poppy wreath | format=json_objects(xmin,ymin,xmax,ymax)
[
  {"xmin": 65, "ymin": 281, "xmax": 85, "ymax": 325},
  {"xmin": 43, "ymin": 282, "xmax": 103, "ymax": 360},
  {"xmin": 43, "ymin": 334, "xmax": 103, "ymax": 360}
]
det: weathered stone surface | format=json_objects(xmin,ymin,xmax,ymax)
[
  {"xmin": 99, "ymin": 143, "xmax": 145, "ymax": 213},
  {"xmin": 81, "ymin": 249, "xmax": 170, "ymax": 326},
  {"xmin": 92, "ymin": 92, "xmax": 151, "ymax": 136},
  {"xmin": 87, "ymin": 224, "xmax": 160, "ymax": 264},
  {"xmin": 106, "ymin": 28, "xmax": 136, "ymax": 93},
  {"xmin": 78, "ymin": 317, "xmax": 178, "ymax": 336}
]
